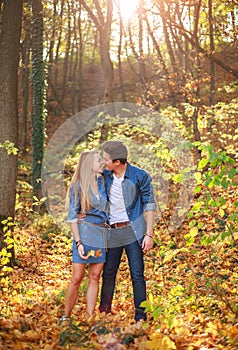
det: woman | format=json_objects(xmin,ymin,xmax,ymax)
[{"xmin": 61, "ymin": 150, "xmax": 109, "ymax": 320}]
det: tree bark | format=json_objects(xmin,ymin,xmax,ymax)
[
  {"xmin": 20, "ymin": 9, "xmax": 31, "ymax": 152},
  {"xmin": 138, "ymin": 0, "xmax": 146, "ymax": 99},
  {"xmin": 117, "ymin": 2, "xmax": 126, "ymax": 102},
  {"xmin": 61, "ymin": 0, "xmax": 71, "ymax": 101},
  {"xmin": 77, "ymin": 4, "xmax": 84, "ymax": 111},
  {"xmin": 80, "ymin": 0, "xmax": 114, "ymax": 103},
  {"xmin": 208, "ymin": 0, "xmax": 215, "ymax": 106},
  {"xmin": 31, "ymin": 0, "xmax": 45, "ymax": 201},
  {"xmin": 0, "ymin": 0, "xmax": 23, "ymax": 263}
]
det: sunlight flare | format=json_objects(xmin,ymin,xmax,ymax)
[{"xmin": 118, "ymin": 0, "xmax": 139, "ymax": 19}]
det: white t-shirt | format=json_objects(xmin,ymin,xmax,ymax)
[{"xmin": 109, "ymin": 174, "xmax": 129, "ymax": 224}]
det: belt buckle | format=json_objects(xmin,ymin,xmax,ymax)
[{"xmin": 114, "ymin": 221, "xmax": 129, "ymax": 228}]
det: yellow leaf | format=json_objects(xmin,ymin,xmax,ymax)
[
  {"xmin": 146, "ymin": 332, "xmax": 176, "ymax": 350},
  {"xmin": 86, "ymin": 249, "xmax": 95, "ymax": 258},
  {"xmin": 42, "ymin": 342, "xmax": 59, "ymax": 350},
  {"xmin": 14, "ymin": 329, "xmax": 22, "ymax": 338},
  {"xmin": 24, "ymin": 330, "xmax": 40, "ymax": 341},
  {"xmin": 221, "ymin": 282, "xmax": 229, "ymax": 290},
  {"xmin": 206, "ymin": 322, "xmax": 218, "ymax": 336},
  {"xmin": 120, "ymin": 295, "xmax": 126, "ymax": 302},
  {"xmin": 219, "ymin": 208, "xmax": 225, "ymax": 217},
  {"xmin": 231, "ymin": 272, "xmax": 238, "ymax": 278},
  {"xmin": 149, "ymin": 292, "xmax": 154, "ymax": 303},
  {"xmin": 170, "ymin": 318, "xmax": 184, "ymax": 332},
  {"xmin": 194, "ymin": 171, "xmax": 202, "ymax": 182},
  {"xmin": 14, "ymin": 342, "xmax": 30, "ymax": 350},
  {"xmin": 189, "ymin": 227, "xmax": 198, "ymax": 237},
  {"xmin": 163, "ymin": 253, "xmax": 173, "ymax": 263}
]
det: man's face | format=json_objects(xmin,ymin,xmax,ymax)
[{"xmin": 103, "ymin": 151, "xmax": 116, "ymax": 171}]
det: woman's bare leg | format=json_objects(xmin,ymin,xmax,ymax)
[
  {"xmin": 64, "ymin": 263, "xmax": 86, "ymax": 317},
  {"xmin": 86, "ymin": 263, "xmax": 104, "ymax": 315}
]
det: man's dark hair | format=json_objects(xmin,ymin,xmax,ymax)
[{"xmin": 102, "ymin": 140, "xmax": 128, "ymax": 164}]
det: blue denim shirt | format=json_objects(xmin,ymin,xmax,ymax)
[
  {"xmin": 102, "ymin": 162, "xmax": 156, "ymax": 241},
  {"xmin": 67, "ymin": 176, "xmax": 108, "ymax": 225}
]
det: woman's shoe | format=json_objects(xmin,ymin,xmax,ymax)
[{"xmin": 59, "ymin": 315, "xmax": 70, "ymax": 322}]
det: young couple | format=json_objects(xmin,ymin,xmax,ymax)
[{"xmin": 62, "ymin": 140, "xmax": 156, "ymax": 322}]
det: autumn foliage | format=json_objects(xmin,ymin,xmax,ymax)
[
  {"xmin": 1, "ymin": 136, "xmax": 238, "ymax": 349},
  {"xmin": 1, "ymin": 0, "xmax": 238, "ymax": 348}
]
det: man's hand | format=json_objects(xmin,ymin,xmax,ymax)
[
  {"xmin": 78, "ymin": 212, "xmax": 86, "ymax": 222},
  {"xmin": 142, "ymin": 235, "xmax": 154, "ymax": 253}
]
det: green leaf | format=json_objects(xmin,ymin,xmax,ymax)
[
  {"xmin": 192, "ymin": 201, "xmax": 203, "ymax": 212},
  {"xmin": 198, "ymin": 158, "xmax": 209, "ymax": 170},
  {"xmin": 197, "ymin": 222, "xmax": 204, "ymax": 229},
  {"xmin": 221, "ymin": 180, "xmax": 230, "ymax": 188},
  {"xmin": 225, "ymin": 156, "xmax": 235, "ymax": 165},
  {"xmin": 228, "ymin": 168, "xmax": 236, "ymax": 179},
  {"xmin": 194, "ymin": 185, "xmax": 201, "ymax": 194},
  {"xmin": 208, "ymin": 179, "xmax": 214, "ymax": 189},
  {"xmin": 229, "ymin": 212, "xmax": 238, "ymax": 221},
  {"xmin": 189, "ymin": 219, "xmax": 196, "ymax": 227},
  {"xmin": 221, "ymin": 231, "xmax": 231, "ymax": 240},
  {"xmin": 172, "ymin": 173, "xmax": 185, "ymax": 183}
]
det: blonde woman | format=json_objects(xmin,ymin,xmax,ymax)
[{"xmin": 61, "ymin": 150, "xmax": 109, "ymax": 320}]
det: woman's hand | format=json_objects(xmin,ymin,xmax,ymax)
[{"xmin": 77, "ymin": 244, "xmax": 88, "ymax": 259}]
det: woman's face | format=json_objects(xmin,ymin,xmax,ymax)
[{"xmin": 92, "ymin": 153, "xmax": 103, "ymax": 174}]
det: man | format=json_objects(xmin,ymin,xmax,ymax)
[{"xmin": 99, "ymin": 140, "xmax": 156, "ymax": 322}]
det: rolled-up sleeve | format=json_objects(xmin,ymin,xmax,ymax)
[
  {"xmin": 140, "ymin": 171, "xmax": 157, "ymax": 211},
  {"xmin": 66, "ymin": 184, "xmax": 81, "ymax": 223}
]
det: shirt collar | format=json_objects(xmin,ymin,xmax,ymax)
[{"xmin": 108, "ymin": 162, "xmax": 130, "ymax": 178}]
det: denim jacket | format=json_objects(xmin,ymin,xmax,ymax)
[
  {"xmin": 67, "ymin": 176, "xmax": 108, "ymax": 225},
  {"xmin": 102, "ymin": 162, "xmax": 156, "ymax": 241}
]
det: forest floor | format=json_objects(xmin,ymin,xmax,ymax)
[
  {"xmin": 1, "ymin": 96, "xmax": 238, "ymax": 349},
  {"xmin": 0, "ymin": 204, "xmax": 237, "ymax": 349}
]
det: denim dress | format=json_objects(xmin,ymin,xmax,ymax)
[{"xmin": 67, "ymin": 176, "xmax": 109, "ymax": 264}]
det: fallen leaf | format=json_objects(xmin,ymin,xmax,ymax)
[
  {"xmin": 86, "ymin": 249, "xmax": 95, "ymax": 258},
  {"xmin": 95, "ymin": 249, "xmax": 102, "ymax": 257}
]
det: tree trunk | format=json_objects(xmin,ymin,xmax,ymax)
[
  {"xmin": 54, "ymin": 0, "xmax": 65, "ymax": 89},
  {"xmin": 31, "ymin": 0, "xmax": 45, "ymax": 201},
  {"xmin": 138, "ymin": 0, "xmax": 146, "ymax": 100},
  {"xmin": 117, "ymin": 2, "xmax": 126, "ymax": 102},
  {"xmin": 77, "ymin": 3, "xmax": 83, "ymax": 111},
  {"xmin": 99, "ymin": 0, "xmax": 114, "ymax": 103},
  {"xmin": 61, "ymin": 0, "xmax": 71, "ymax": 101},
  {"xmin": 0, "ymin": 0, "xmax": 23, "ymax": 264},
  {"xmin": 191, "ymin": 107, "xmax": 202, "ymax": 161},
  {"xmin": 157, "ymin": 2, "xmax": 177, "ymax": 106},
  {"xmin": 80, "ymin": 0, "xmax": 114, "ymax": 103},
  {"xmin": 20, "ymin": 9, "xmax": 31, "ymax": 152},
  {"xmin": 208, "ymin": 0, "xmax": 215, "ymax": 106},
  {"xmin": 47, "ymin": 0, "xmax": 57, "ymax": 102}
]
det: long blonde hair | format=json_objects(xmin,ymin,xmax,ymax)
[{"xmin": 66, "ymin": 150, "xmax": 99, "ymax": 212}]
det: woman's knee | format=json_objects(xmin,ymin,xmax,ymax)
[
  {"xmin": 89, "ymin": 268, "xmax": 102, "ymax": 282},
  {"xmin": 70, "ymin": 274, "xmax": 83, "ymax": 287}
]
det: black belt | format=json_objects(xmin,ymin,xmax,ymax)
[{"xmin": 110, "ymin": 221, "xmax": 131, "ymax": 229}]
